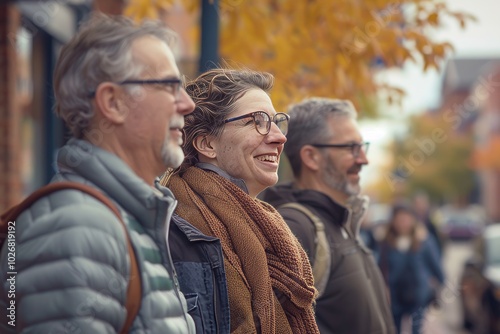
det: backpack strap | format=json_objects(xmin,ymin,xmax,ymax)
[
  {"xmin": 278, "ymin": 202, "xmax": 331, "ymax": 297},
  {"xmin": 1, "ymin": 182, "xmax": 141, "ymax": 333}
]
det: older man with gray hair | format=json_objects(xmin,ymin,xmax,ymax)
[
  {"xmin": 0, "ymin": 14, "xmax": 196, "ymax": 333},
  {"xmin": 262, "ymin": 98, "xmax": 395, "ymax": 334}
]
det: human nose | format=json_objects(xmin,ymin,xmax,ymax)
[
  {"xmin": 176, "ymin": 88, "xmax": 195, "ymax": 115},
  {"xmin": 266, "ymin": 122, "xmax": 287, "ymax": 144},
  {"xmin": 355, "ymin": 146, "xmax": 369, "ymax": 165}
]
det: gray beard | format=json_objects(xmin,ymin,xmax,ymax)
[
  {"xmin": 322, "ymin": 163, "xmax": 361, "ymax": 196},
  {"xmin": 161, "ymin": 141, "xmax": 184, "ymax": 169}
]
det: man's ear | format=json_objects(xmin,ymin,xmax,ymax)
[
  {"xmin": 193, "ymin": 135, "xmax": 217, "ymax": 160},
  {"xmin": 300, "ymin": 145, "xmax": 321, "ymax": 172},
  {"xmin": 94, "ymin": 82, "xmax": 128, "ymax": 124}
]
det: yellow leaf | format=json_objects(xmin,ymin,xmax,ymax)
[
  {"xmin": 123, "ymin": 0, "xmax": 474, "ymax": 112},
  {"xmin": 428, "ymin": 12, "xmax": 439, "ymax": 26}
]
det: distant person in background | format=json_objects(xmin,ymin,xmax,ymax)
[
  {"xmin": 379, "ymin": 204, "xmax": 444, "ymax": 334},
  {"xmin": 413, "ymin": 192, "xmax": 444, "ymax": 257}
]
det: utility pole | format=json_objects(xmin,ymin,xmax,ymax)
[{"xmin": 198, "ymin": 0, "xmax": 219, "ymax": 73}]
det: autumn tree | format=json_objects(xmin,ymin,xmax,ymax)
[
  {"xmin": 125, "ymin": 0, "xmax": 473, "ymax": 113},
  {"xmin": 366, "ymin": 113, "xmax": 475, "ymax": 204}
]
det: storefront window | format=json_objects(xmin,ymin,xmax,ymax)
[{"xmin": 15, "ymin": 26, "xmax": 37, "ymax": 195}]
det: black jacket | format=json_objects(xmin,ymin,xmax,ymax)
[{"xmin": 261, "ymin": 183, "xmax": 395, "ymax": 334}]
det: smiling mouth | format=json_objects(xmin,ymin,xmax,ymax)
[
  {"xmin": 256, "ymin": 155, "xmax": 278, "ymax": 163},
  {"xmin": 347, "ymin": 165, "xmax": 362, "ymax": 174},
  {"xmin": 168, "ymin": 127, "xmax": 184, "ymax": 145}
]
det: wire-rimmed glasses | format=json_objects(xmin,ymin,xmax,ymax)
[
  {"xmin": 224, "ymin": 111, "xmax": 290, "ymax": 135},
  {"xmin": 311, "ymin": 142, "xmax": 370, "ymax": 158},
  {"xmin": 87, "ymin": 78, "xmax": 183, "ymax": 99}
]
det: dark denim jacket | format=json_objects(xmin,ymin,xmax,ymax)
[{"xmin": 170, "ymin": 214, "xmax": 231, "ymax": 334}]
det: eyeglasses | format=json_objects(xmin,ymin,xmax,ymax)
[
  {"xmin": 224, "ymin": 111, "xmax": 290, "ymax": 136},
  {"xmin": 311, "ymin": 142, "xmax": 369, "ymax": 158},
  {"xmin": 88, "ymin": 78, "xmax": 183, "ymax": 98}
]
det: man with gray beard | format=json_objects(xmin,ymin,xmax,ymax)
[
  {"xmin": 261, "ymin": 98, "xmax": 395, "ymax": 334},
  {"xmin": 0, "ymin": 14, "xmax": 196, "ymax": 333}
]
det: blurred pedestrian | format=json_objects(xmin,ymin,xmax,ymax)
[
  {"xmin": 379, "ymin": 203, "xmax": 445, "ymax": 334},
  {"xmin": 0, "ymin": 14, "xmax": 196, "ymax": 333},
  {"xmin": 162, "ymin": 68, "xmax": 319, "ymax": 333},
  {"xmin": 261, "ymin": 98, "xmax": 395, "ymax": 334},
  {"xmin": 413, "ymin": 192, "xmax": 444, "ymax": 257}
]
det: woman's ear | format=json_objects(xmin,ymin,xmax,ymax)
[
  {"xmin": 193, "ymin": 135, "xmax": 217, "ymax": 160},
  {"xmin": 300, "ymin": 145, "xmax": 320, "ymax": 172}
]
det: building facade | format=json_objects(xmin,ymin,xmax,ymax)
[
  {"xmin": 0, "ymin": 0, "xmax": 203, "ymax": 211},
  {"xmin": 0, "ymin": 1, "xmax": 129, "ymax": 211}
]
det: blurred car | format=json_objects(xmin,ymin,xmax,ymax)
[
  {"xmin": 440, "ymin": 212, "xmax": 484, "ymax": 240},
  {"xmin": 460, "ymin": 224, "xmax": 500, "ymax": 333}
]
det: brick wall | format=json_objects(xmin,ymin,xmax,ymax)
[{"xmin": 0, "ymin": 4, "xmax": 21, "ymax": 211}]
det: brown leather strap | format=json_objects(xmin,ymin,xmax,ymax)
[{"xmin": 1, "ymin": 182, "xmax": 142, "ymax": 333}]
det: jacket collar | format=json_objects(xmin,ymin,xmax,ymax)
[
  {"xmin": 196, "ymin": 162, "xmax": 249, "ymax": 194},
  {"xmin": 172, "ymin": 214, "xmax": 219, "ymax": 242},
  {"xmin": 55, "ymin": 138, "xmax": 176, "ymax": 229},
  {"xmin": 286, "ymin": 184, "xmax": 350, "ymax": 227}
]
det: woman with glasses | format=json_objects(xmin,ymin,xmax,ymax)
[{"xmin": 162, "ymin": 68, "xmax": 319, "ymax": 334}]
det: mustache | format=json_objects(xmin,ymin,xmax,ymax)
[
  {"xmin": 169, "ymin": 117, "xmax": 185, "ymax": 129},
  {"xmin": 347, "ymin": 164, "xmax": 363, "ymax": 174}
]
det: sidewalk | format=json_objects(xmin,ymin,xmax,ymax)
[{"xmin": 399, "ymin": 306, "xmax": 468, "ymax": 334}]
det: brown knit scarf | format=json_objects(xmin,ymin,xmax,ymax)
[{"xmin": 167, "ymin": 167, "xmax": 319, "ymax": 334}]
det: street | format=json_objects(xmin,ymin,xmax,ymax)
[{"xmin": 419, "ymin": 240, "xmax": 474, "ymax": 334}]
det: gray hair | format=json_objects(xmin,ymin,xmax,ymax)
[
  {"xmin": 285, "ymin": 98, "xmax": 357, "ymax": 177},
  {"xmin": 53, "ymin": 13, "xmax": 177, "ymax": 138}
]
